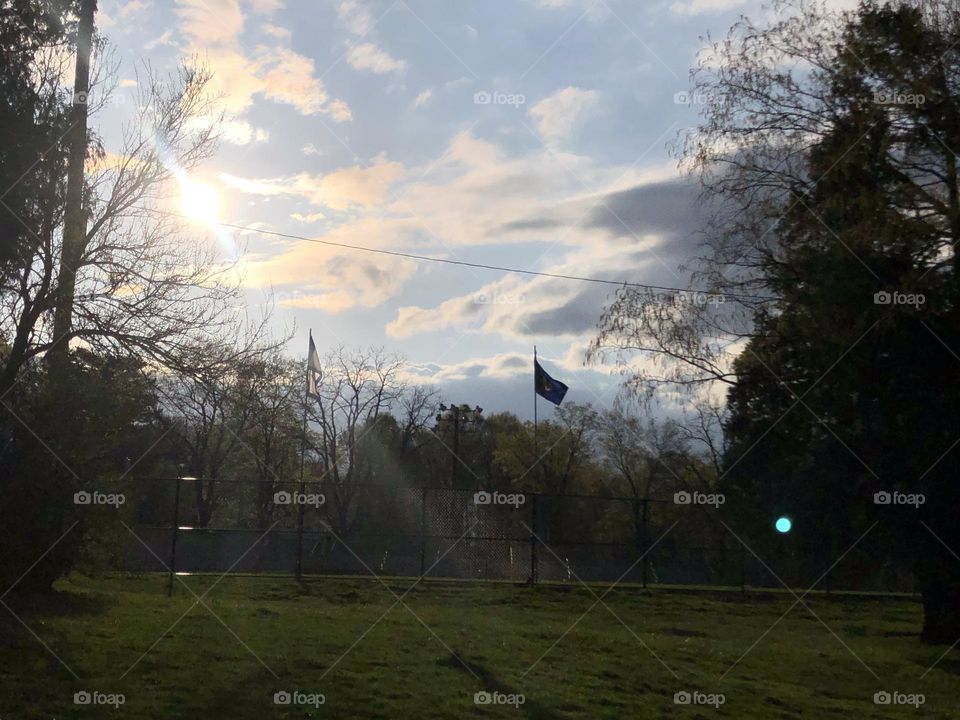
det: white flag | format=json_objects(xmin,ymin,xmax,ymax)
[{"xmin": 307, "ymin": 332, "xmax": 322, "ymax": 398}]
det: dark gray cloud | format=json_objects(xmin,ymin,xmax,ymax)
[
  {"xmin": 517, "ymin": 298, "xmax": 603, "ymax": 336},
  {"xmin": 585, "ymin": 178, "xmax": 707, "ymax": 246},
  {"xmin": 492, "ymin": 179, "xmax": 713, "ymax": 339},
  {"xmin": 496, "ymin": 217, "xmax": 567, "ymax": 233},
  {"xmin": 493, "ymin": 177, "xmax": 708, "ymax": 255}
]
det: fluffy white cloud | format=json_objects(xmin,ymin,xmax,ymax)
[
  {"xmin": 143, "ymin": 29, "xmax": 174, "ymax": 49},
  {"xmin": 221, "ymin": 158, "xmax": 406, "ymax": 210},
  {"xmin": 402, "ymin": 353, "xmax": 530, "ymax": 383},
  {"xmin": 250, "ymin": 0, "xmax": 284, "ymax": 13},
  {"xmin": 347, "ymin": 42, "xmax": 408, "ymax": 74},
  {"xmin": 326, "ymin": 99, "xmax": 354, "ymax": 122},
  {"xmin": 290, "ymin": 212, "xmax": 326, "ymax": 223},
  {"xmin": 385, "ymin": 247, "xmax": 617, "ymax": 341},
  {"xmin": 258, "ymin": 47, "xmax": 338, "ymax": 116},
  {"xmin": 228, "ymin": 126, "xmax": 686, "ymax": 337},
  {"xmin": 219, "ymin": 120, "xmax": 270, "ymax": 145},
  {"xmin": 528, "ymin": 87, "xmax": 600, "ymax": 144},
  {"xmin": 176, "ymin": 0, "xmax": 243, "ymax": 45},
  {"xmin": 262, "ymin": 22, "xmax": 291, "ymax": 40},
  {"xmin": 338, "ymin": 0, "xmax": 376, "ymax": 35},
  {"xmin": 244, "ymin": 221, "xmax": 419, "ymax": 313},
  {"xmin": 119, "ymin": 0, "xmax": 152, "ymax": 16},
  {"xmin": 173, "ymin": 0, "xmax": 352, "ymax": 120},
  {"xmin": 415, "ymin": 89, "xmax": 433, "ymax": 107}
]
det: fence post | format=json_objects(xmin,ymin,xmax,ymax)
[
  {"xmin": 295, "ymin": 497, "xmax": 305, "ymax": 582},
  {"xmin": 824, "ymin": 538, "xmax": 833, "ymax": 596},
  {"xmin": 420, "ymin": 487, "xmax": 427, "ymax": 576},
  {"xmin": 740, "ymin": 541, "xmax": 746, "ymax": 597},
  {"xmin": 641, "ymin": 497, "xmax": 649, "ymax": 589},
  {"xmin": 529, "ymin": 494, "xmax": 538, "ymax": 585},
  {"xmin": 167, "ymin": 473, "xmax": 182, "ymax": 597}
]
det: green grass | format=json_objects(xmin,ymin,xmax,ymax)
[{"xmin": 0, "ymin": 573, "xmax": 957, "ymax": 718}]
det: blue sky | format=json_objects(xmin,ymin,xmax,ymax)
[{"xmin": 94, "ymin": 0, "xmax": 792, "ymax": 418}]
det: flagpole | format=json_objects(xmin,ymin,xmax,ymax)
[
  {"xmin": 295, "ymin": 330, "xmax": 311, "ymax": 583},
  {"xmin": 533, "ymin": 345, "xmax": 538, "ymax": 456}
]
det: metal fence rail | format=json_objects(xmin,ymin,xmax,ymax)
[{"xmin": 117, "ymin": 478, "xmax": 916, "ymax": 595}]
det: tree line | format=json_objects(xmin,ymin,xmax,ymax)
[
  {"xmin": 0, "ymin": 0, "xmax": 273, "ymax": 591},
  {"xmin": 4, "ymin": 0, "xmax": 959, "ymax": 648},
  {"xmin": 591, "ymin": 0, "xmax": 960, "ymax": 643}
]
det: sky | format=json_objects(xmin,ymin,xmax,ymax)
[{"xmin": 93, "ymin": 0, "xmax": 790, "ymax": 419}]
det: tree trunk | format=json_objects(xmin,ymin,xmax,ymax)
[
  {"xmin": 48, "ymin": 0, "xmax": 96, "ymax": 365},
  {"xmin": 919, "ymin": 552, "xmax": 960, "ymax": 644}
]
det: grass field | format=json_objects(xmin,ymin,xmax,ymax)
[{"xmin": 0, "ymin": 573, "xmax": 956, "ymax": 718}]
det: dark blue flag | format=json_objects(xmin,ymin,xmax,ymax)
[{"xmin": 534, "ymin": 359, "xmax": 568, "ymax": 406}]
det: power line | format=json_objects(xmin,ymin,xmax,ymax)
[{"xmin": 149, "ymin": 208, "xmax": 778, "ymax": 302}]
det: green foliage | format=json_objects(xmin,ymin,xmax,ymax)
[
  {"xmin": 0, "ymin": 350, "xmax": 157, "ymax": 591},
  {"xmin": 717, "ymin": 1, "xmax": 960, "ymax": 641},
  {"xmin": 0, "ymin": 0, "xmax": 72, "ymax": 267}
]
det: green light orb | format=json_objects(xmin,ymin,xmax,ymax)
[{"xmin": 775, "ymin": 517, "xmax": 792, "ymax": 533}]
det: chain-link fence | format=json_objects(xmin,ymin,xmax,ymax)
[{"xmin": 118, "ymin": 478, "xmax": 917, "ymax": 594}]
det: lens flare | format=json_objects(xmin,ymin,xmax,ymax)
[
  {"xmin": 775, "ymin": 516, "xmax": 792, "ymax": 533},
  {"xmin": 179, "ymin": 180, "xmax": 220, "ymax": 226}
]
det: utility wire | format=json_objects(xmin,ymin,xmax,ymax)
[{"xmin": 148, "ymin": 208, "xmax": 779, "ymax": 302}]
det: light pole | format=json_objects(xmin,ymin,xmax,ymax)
[{"xmin": 434, "ymin": 404, "xmax": 484, "ymax": 488}]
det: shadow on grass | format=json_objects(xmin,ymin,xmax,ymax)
[
  {"xmin": 439, "ymin": 652, "xmax": 567, "ymax": 720},
  {"xmin": 200, "ymin": 666, "xmax": 282, "ymax": 719},
  {"xmin": 3, "ymin": 586, "xmax": 113, "ymax": 618}
]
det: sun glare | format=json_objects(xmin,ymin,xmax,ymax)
[{"xmin": 179, "ymin": 180, "xmax": 220, "ymax": 226}]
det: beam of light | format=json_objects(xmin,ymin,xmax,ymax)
[
  {"xmin": 775, "ymin": 516, "xmax": 792, "ymax": 533},
  {"xmin": 151, "ymin": 132, "xmax": 239, "ymax": 258}
]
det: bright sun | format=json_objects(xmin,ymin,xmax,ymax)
[{"xmin": 179, "ymin": 181, "xmax": 220, "ymax": 225}]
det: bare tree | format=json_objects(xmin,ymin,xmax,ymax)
[
  {"xmin": 1, "ymin": 55, "xmax": 238, "ymax": 397},
  {"xmin": 597, "ymin": 406, "xmax": 658, "ymax": 501},
  {"xmin": 156, "ymin": 337, "xmax": 280, "ymax": 527},
  {"xmin": 676, "ymin": 400, "xmax": 727, "ymax": 483},
  {"xmin": 497, "ymin": 402, "xmax": 599, "ymax": 497},
  {"xmin": 588, "ymin": 1, "xmax": 856, "ymax": 399},
  {"xmin": 306, "ymin": 346, "xmax": 405, "ymax": 534},
  {"xmin": 397, "ymin": 384, "xmax": 440, "ymax": 457},
  {"xmin": 243, "ymin": 355, "xmax": 302, "ymax": 528}
]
